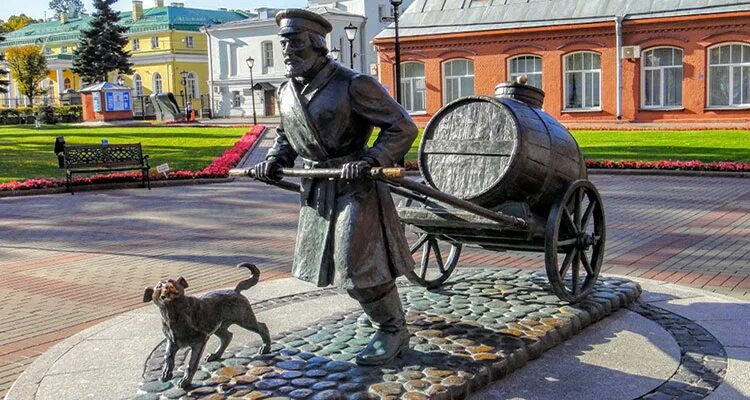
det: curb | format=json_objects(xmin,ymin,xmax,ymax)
[
  {"xmin": 0, "ymin": 178, "xmax": 235, "ymax": 198},
  {"xmin": 588, "ymin": 168, "xmax": 749, "ymax": 178}
]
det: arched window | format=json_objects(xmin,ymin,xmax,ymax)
[
  {"xmin": 133, "ymin": 74, "xmax": 143, "ymax": 97},
  {"xmin": 564, "ymin": 51, "xmax": 601, "ymax": 110},
  {"xmin": 63, "ymin": 78, "xmax": 71, "ymax": 90},
  {"xmin": 508, "ymin": 55, "xmax": 542, "ymax": 89},
  {"xmin": 708, "ymin": 43, "xmax": 750, "ymax": 107},
  {"xmin": 186, "ymin": 72, "xmax": 198, "ymax": 99},
  {"xmin": 153, "ymin": 73, "xmax": 163, "ymax": 94},
  {"xmin": 443, "ymin": 59, "xmax": 474, "ymax": 104},
  {"xmin": 401, "ymin": 62, "xmax": 426, "ymax": 113},
  {"xmin": 642, "ymin": 47, "xmax": 683, "ymax": 108}
]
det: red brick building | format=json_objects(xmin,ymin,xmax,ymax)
[{"xmin": 374, "ymin": 0, "xmax": 750, "ymax": 125}]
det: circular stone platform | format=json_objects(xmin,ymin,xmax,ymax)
[{"xmin": 134, "ymin": 269, "xmax": 662, "ymax": 400}]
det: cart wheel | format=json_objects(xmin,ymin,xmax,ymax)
[
  {"xmin": 545, "ymin": 179, "xmax": 606, "ymax": 303},
  {"xmin": 405, "ymin": 233, "xmax": 462, "ymax": 289}
]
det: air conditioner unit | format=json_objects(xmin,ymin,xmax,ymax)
[{"xmin": 621, "ymin": 45, "xmax": 641, "ymax": 59}]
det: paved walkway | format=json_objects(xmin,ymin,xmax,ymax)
[{"xmin": 0, "ymin": 172, "xmax": 748, "ymax": 397}]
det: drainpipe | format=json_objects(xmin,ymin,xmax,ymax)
[
  {"xmin": 615, "ymin": 16, "xmax": 623, "ymax": 120},
  {"xmin": 204, "ymin": 25, "xmax": 215, "ymax": 119}
]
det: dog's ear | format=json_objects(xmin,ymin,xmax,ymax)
[
  {"xmin": 177, "ymin": 276, "xmax": 189, "ymax": 289},
  {"xmin": 143, "ymin": 287, "xmax": 154, "ymax": 303}
]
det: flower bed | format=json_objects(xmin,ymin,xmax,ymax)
[
  {"xmin": 404, "ymin": 159, "xmax": 750, "ymax": 172},
  {"xmin": 0, "ymin": 125, "xmax": 266, "ymax": 193}
]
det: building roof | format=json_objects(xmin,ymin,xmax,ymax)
[
  {"xmin": 0, "ymin": 6, "xmax": 248, "ymax": 48},
  {"xmin": 80, "ymin": 82, "xmax": 131, "ymax": 92},
  {"xmin": 376, "ymin": 0, "xmax": 750, "ymax": 39},
  {"xmin": 206, "ymin": 5, "xmax": 362, "ymax": 31}
]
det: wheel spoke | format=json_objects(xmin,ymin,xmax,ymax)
[
  {"xmin": 574, "ymin": 188, "xmax": 583, "ymax": 230},
  {"xmin": 571, "ymin": 251, "xmax": 580, "ymax": 294},
  {"xmin": 410, "ymin": 234, "xmax": 429, "ymax": 253},
  {"xmin": 559, "ymin": 247, "xmax": 578, "ymax": 277},
  {"xmin": 581, "ymin": 200, "xmax": 596, "ymax": 228},
  {"xmin": 563, "ymin": 209, "xmax": 579, "ymax": 235},
  {"xmin": 558, "ymin": 238, "xmax": 577, "ymax": 247},
  {"xmin": 581, "ymin": 251, "xmax": 593, "ymax": 275},
  {"xmin": 420, "ymin": 242, "xmax": 430, "ymax": 278},
  {"xmin": 429, "ymin": 238, "xmax": 446, "ymax": 273}
]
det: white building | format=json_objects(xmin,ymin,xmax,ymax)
[{"xmin": 204, "ymin": 0, "xmax": 413, "ymax": 118}]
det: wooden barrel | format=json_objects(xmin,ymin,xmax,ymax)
[{"xmin": 418, "ymin": 85, "xmax": 587, "ymax": 212}]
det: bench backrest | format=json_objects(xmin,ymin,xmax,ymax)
[{"xmin": 64, "ymin": 144, "xmax": 144, "ymax": 169}]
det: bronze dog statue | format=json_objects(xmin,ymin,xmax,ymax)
[{"xmin": 143, "ymin": 263, "xmax": 271, "ymax": 389}]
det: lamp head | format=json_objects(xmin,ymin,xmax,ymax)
[
  {"xmin": 330, "ymin": 48, "xmax": 340, "ymax": 61},
  {"xmin": 390, "ymin": 0, "xmax": 402, "ymax": 7},
  {"xmin": 344, "ymin": 22, "xmax": 358, "ymax": 41},
  {"xmin": 246, "ymin": 56, "xmax": 255, "ymax": 69}
]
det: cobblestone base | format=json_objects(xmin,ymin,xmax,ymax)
[{"xmin": 135, "ymin": 269, "xmax": 642, "ymax": 400}]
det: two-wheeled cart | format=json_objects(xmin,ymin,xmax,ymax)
[{"xmin": 231, "ymin": 82, "xmax": 606, "ymax": 303}]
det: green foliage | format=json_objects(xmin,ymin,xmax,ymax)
[
  {"xmin": 0, "ymin": 34, "xmax": 8, "ymax": 94},
  {"xmin": 0, "ymin": 125, "xmax": 248, "ymax": 182},
  {"xmin": 49, "ymin": 0, "xmax": 86, "ymax": 18},
  {"xmin": 5, "ymin": 46, "xmax": 48, "ymax": 105},
  {"xmin": 0, "ymin": 106, "xmax": 83, "ymax": 125},
  {"xmin": 1, "ymin": 14, "xmax": 37, "ymax": 32},
  {"xmin": 72, "ymin": 0, "xmax": 133, "ymax": 83}
]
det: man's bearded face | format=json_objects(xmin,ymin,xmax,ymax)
[{"xmin": 280, "ymin": 31, "xmax": 320, "ymax": 78}]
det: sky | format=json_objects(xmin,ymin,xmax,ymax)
[{"xmin": 1, "ymin": 0, "xmax": 307, "ymax": 20}]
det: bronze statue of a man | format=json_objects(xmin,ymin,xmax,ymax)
[{"xmin": 253, "ymin": 9, "xmax": 418, "ymax": 366}]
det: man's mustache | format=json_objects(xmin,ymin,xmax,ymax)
[{"xmin": 284, "ymin": 55, "xmax": 305, "ymax": 65}]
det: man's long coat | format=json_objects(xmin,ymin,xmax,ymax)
[{"xmin": 267, "ymin": 59, "xmax": 418, "ymax": 290}]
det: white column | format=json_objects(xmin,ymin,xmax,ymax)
[{"xmin": 56, "ymin": 69, "xmax": 65, "ymax": 103}]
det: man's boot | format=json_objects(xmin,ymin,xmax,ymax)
[{"xmin": 355, "ymin": 287, "xmax": 410, "ymax": 366}]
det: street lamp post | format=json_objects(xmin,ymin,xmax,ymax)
[
  {"xmin": 391, "ymin": 0, "xmax": 403, "ymax": 105},
  {"xmin": 245, "ymin": 57, "xmax": 258, "ymax": 126},
  {"xmin": 344, "ymin": 22, "xmax": 358, "ymax": 70},
  {"xmin": 180, "ymin": 71, "xmax": 189, "ymax": 109}
]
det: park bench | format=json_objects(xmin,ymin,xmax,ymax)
[{"xmin": 58, "ymin": 140, "xmax": 151, "ymax": 194}]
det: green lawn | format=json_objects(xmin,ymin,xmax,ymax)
[
  {"xmin": 0, "ymin": 125, "xmax": 248, "ymax": 182},
  {"xmin": 572, "ymin": 130, "xmax": 750, "ymax": 163},
  {"xmin": 379, "ymin": 129, "xmax": 750, "ymax": 164}
]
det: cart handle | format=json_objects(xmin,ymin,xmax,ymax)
[{"xmin": 229, "ymin": 167, "xmax": 405, "ymax": 180}]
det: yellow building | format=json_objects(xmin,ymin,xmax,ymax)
[{"xmin": 0, "ymin": 0, "xmax": 248, "ymax": 115}]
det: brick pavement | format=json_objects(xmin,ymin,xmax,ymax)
[{"xmin": 1, "ymin": 172, "xmax": 749, "ymax": 397}]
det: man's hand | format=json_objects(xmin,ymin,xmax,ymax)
[
  {"xmin": 341, "ymin": 160, "xmax": 373, "ymax": 180},
  {"xmin": 253, "ymin": 159, "xmax": 283, "ymax": 182}
]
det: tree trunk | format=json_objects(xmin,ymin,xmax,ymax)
[{"xmin": 27, "ymin": 94, "xmax": 33, "ymax": 106}]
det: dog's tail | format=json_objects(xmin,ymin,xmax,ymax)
[{"xmin": 235, "ymin": 263, "xmax": 260, "ymax": 292}]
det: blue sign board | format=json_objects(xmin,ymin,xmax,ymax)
[
  {"xmin": 92, "ymin": 93, "xmax": 102, "ymax": 112},
  {"xmin": 104, "ymin": 91, "xmax": 132, "ymax": 112}
]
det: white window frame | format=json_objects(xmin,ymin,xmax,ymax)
[
  {"xmin": 563, "ymin": 51, "xmax": 602, "ymax": 111},
  {"xmin": 232, "ymin": 90, "xmax": 241, "ymax": 108},
  {"xmin": 262, "ymin": 41, "xmax": 274, "ymax": 68},
  {"xmin": 132, "ymin": 38, "xmax": 140, "ymax": 51},
  {"xmin": 507, "ymin": 54, "xmax": 543, "ymax": 89},
  {"xmin": 186, "ymin": 72, "xmax": 198, "ymax": 99},
  {"xmin": 151, "ymin": 37, "xmax": 159, "ymax": 49},
  {"xmin": 185, "ymin": 36, "xmax": 194, "ymax": 49},
  {"xmin": 153, "ymin": 73, "xmax": 163, "ymax": 94},
  {"xmin": 133, "ymin": 74, "xmax": 143, "ymax": 97},
  {"xmin": 641, "ymin": 46, "xmax": 684, "ymax": 109},
  {"xmin": 707, "ymin": 42, "xmax": 750, "ymax": 108},
  {"xmin": 61, "ymin": 46, "xmax": 68, "ymax": 54},
  {"xmin": 442, "ymin": 58, "xmax": 475, "ymax": 105},
  {"xmin": 401, "ymin": 61, "xmax": 426, "ymax": 114}
]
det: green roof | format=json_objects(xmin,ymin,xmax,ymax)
[{"xmin": 0, "ymin": 6, "xmax": 248, "ymax": 48}]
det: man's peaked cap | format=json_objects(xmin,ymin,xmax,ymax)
[{"xmin": 275, "ymin": 8, "xmax": 333, "ymax": 36}]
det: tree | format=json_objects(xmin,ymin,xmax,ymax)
[
  {"xmin": 72, "ymin": 0, "xmax": 133, "ymax": 83},
  {"xmin": 49, "ymin": 0, "xmax": 86, "ymax": 18},
  {"xmin": 5, "ymin": 46, "xmax": 48, "ymax": 105},
  {"xmin": 0, "ymin": 35, "xmax": 8, "ymax": 94},
  {"xmin": 2, "ymin": 15, "xmax": 36, "ymax": 32}
]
